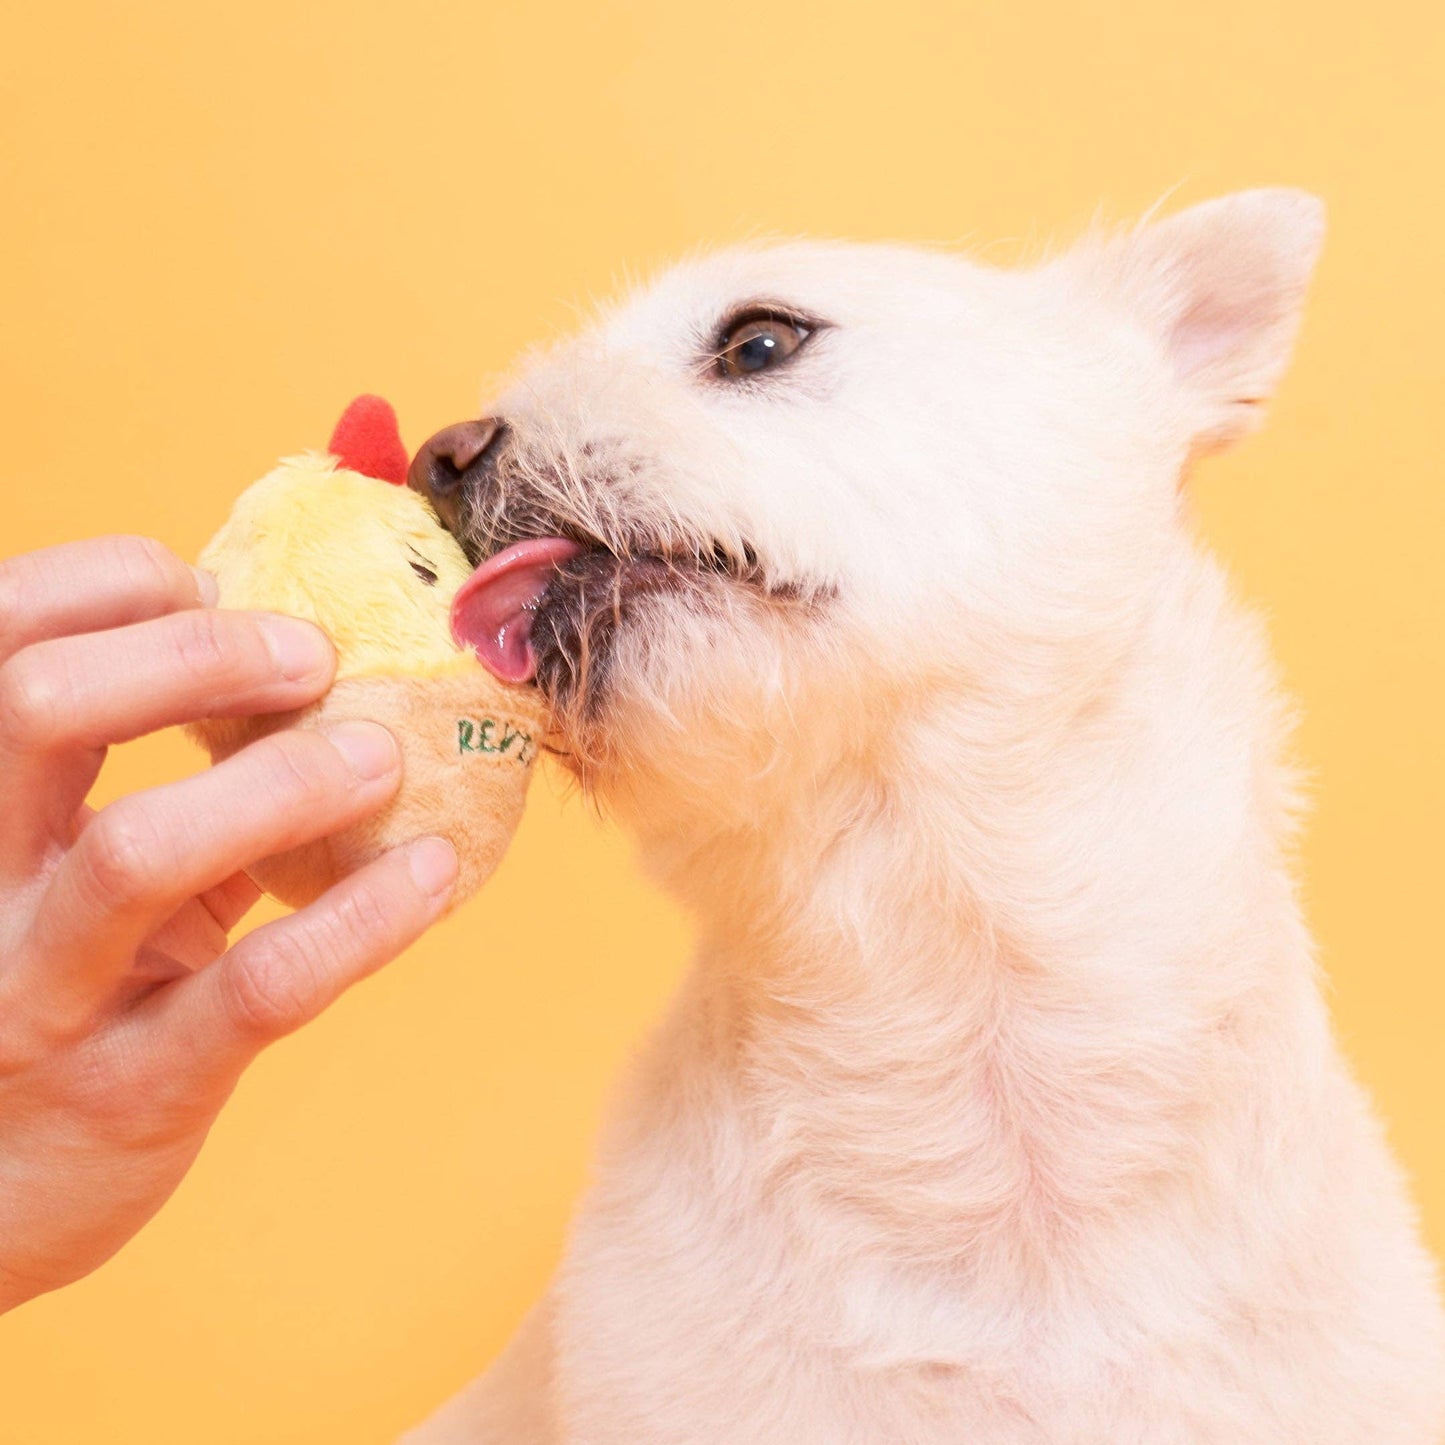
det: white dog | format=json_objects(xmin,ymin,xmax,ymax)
[{"xmin": 401, "ymin": 191, "xmax": 1445, "ymax": 1443}]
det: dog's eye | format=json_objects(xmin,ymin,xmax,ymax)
[{"xmin": 716, "ymin": 312, "xmax": 810, "ymax": 379}]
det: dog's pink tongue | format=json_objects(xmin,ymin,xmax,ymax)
[{"xmin": 451, "ymin": 537, "xmax": 584, "ymax": 683}]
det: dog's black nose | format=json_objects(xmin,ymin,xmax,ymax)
[{"xmin": 407, "ymin": 417, "xmax": 506, "ymax": 535}]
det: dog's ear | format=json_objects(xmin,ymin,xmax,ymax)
[{"xmin": 1084, "ymin": 189, "xmax": 1325, "ymax": 454}]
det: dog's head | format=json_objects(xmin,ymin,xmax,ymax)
[{"xmin": 413, "ymin": 191, "xmax": 1323, "ymax": 839}]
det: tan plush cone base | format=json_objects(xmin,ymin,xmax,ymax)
[{"xmin": 189, "ymin": 673, "xmax": 549, "ymax": 911}]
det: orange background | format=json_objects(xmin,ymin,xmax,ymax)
[{"xmin": 1, "ymin": 2, "xmax": 1441, "ymax": 1439}]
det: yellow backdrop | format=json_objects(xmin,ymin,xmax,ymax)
[{"xmin": 2, "ymin": 2, "xmax": 1441, "ymax": 1439}]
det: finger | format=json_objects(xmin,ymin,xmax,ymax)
[
  {"xmin": 0, "ymin": 535, "xmax": 214, "ymax": 667},
  {"xmin": 135, "ymin": 873, "xmax": 264, "ymax": 980},
  {"xmin": 57, "ymin": 819, "xmax": 259, "ymax": 993},
  {"xmin": 199, "ymin": 871, "xmax": 263, "ymax": 933},
  {"xmin": 152, "ymin": 836, "xmax": 457, "ymax": 1085},
  {"xmin": 0, "ymin": 608, "xmax": 335, "ymax": 859},
  {"xmin": 1, "ymin": 606, "xmax": 335, "ymax": 751},
  {"xmin": 64, "ymin": 812, "xmax": 261, "ymax": 939},
  {"xmin": 131, "ymin": 903, "xmax": 231, "ymax": 985},
  {"xmin": 14, "ymin": 721, "xmax": 402, "ymax": 1030}
]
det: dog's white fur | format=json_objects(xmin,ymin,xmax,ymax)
[{"xmin": 404, "ymin": 192, "xmax": 1445, "ymax": 1442}]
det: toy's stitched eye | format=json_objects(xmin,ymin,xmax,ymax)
[
  {"xmin": 716, "ymin": 312, "xmax": 811, "ymax": 379},
  {"xmin": 408, "ymin": 548, "xmax": 438, "ymax": 585}
]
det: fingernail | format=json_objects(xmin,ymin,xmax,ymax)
[
  {"xmin": 259, "ymin": 616, "xmax": 334, "ymax": 681},
  {"xmin": 407, "ymin": 836, "xmax": 458, "ymax": 901},
  {"xmin": 327, "ymin": 720, "xmax": 400, "ymax": 780},
  {"xmin": 191, "ymin": 566, "xmax": 219, "ymax": 606}
]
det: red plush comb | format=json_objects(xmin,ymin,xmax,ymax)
[{"xmin": 328, "ymin": 394, "xmax": 409, "ymax": 485}]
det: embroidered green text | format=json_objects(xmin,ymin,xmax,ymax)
[{"xmin": 457, "ymin": 717, "xmax": 536, "ymax": 765}]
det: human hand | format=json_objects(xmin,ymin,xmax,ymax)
[{"xmin": 0, "ymin": 536, "xmax": 457, "ymax": 1312}]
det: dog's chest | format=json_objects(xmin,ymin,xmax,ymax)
[
  {"xmin": 558, "ymin": 1164, "xmax": 1208, "ymax": 1444},
  {"xmin": 549, "ymin": 1013, "xmax": 1444, "ymax": 1445}
]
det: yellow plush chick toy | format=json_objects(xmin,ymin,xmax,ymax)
[{"xmin": 188, "ymin": 396, "xmax": 549, "ymax": 911}]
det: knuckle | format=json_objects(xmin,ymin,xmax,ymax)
[
  {"xmin": 259, "ymin": 730, "xmax": 346, "ymax": 812},
  {"xmin": 221, "ymin": 939, "xmax": 316, "ymax": 1038},
  {"xmin": 171, "ymin": 607, "xmax": 236, "ymax": 683},
  {"xmin": 80, "ymin": 803, "xmax": 167, "ymax": 908},
  {"xmin": 220, "ymin": 877, "xmax": 396, "ymax": 1041},
  {"xmin": 115, "ymin": 535, "xmax": 184, "ymax": 602},
  {"xmin": 329, "ymin": 879, "xmax": 396, "ymax": 946},
  {"xmin": 0, "ymin": 652, "xmax": 62, "ymax": 749}
]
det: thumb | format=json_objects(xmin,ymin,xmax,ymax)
[{"xmin": 154, "ymin": 837, "xmax": 457, "ymax": 1084}]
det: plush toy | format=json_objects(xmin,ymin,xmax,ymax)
[{"xmin": 188, "ymin": 396, "xmax": 548, "ymax": 911}]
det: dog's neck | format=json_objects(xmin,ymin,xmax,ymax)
[{"xmin": 619, "ymin": 547, "xmax": 1331, "ymax": 1271}]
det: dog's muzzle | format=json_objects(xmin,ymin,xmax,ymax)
[{"xmin": 405, "ymin": 413, "xmax": 804, "ymax": 711}]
